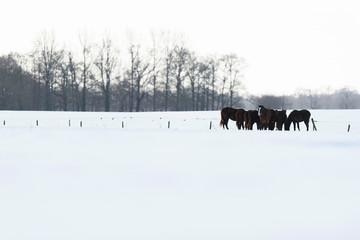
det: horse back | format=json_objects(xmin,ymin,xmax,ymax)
[
  {"xmin": 221, "ymin": 107, "xmax": 238, "ymax": 121},
  {"xmin": 300, "ymin": 109, "xmax": 311, "ymax": 120},
  {"xmin": 289, "ymin": 109, "xmax": 310, "ymax": 122},
  {"xmin": 235, "ymin": 109, "xmax": 246, "ymax": 120}
]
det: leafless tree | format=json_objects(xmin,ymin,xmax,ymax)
[
  {"xmin": 186, "ymin": 53, "xmax": 199, "ymax": 110},
  {"xmin": 79, "ymin": 31, "xmax": 93, "ymax": 111},
  {"xmin": 59, "ymin": 53, "xmax": 70, "ymax": 111},
  {"xmin": 220, "ymin": 54, "xmax": 246, "ymax": 107},
  {"xmin": 172, "ymin": 41, "xmax": 191, "ymax": 111},
  {"xmin": 125, "ymin": 32, "xmax": 150, "ymax": 112},
  {"xmin": 162, "ymin": 31, "xmax": 174, "ymax": 111},
  {"xmin": 68, "ymin": 52, "xmax": 81, "ymax": 111},
  {"xmin": 149, "ymin": 31, "xmax": 163, "ymax": 111},
  {"xmin": 204, "ymin": 55, "xmax": 219, "ymax": 110},
  {"xmin": 32, "ymin": 31, "xmax": 63, "ymax": 110},
  {"xmin": 198, "ymin": 61, "xmax": 211, "ymax": 110},
  {"xmin": 95, "ymin": 32, "xmax": 118, "ymax": 112}
]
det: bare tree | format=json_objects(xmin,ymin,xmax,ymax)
[
  {"xmin": 221, "ymin": 54, "xmax": 246, "ymax": 107},
  {"xmin": 79, "ymin": 31, "xmax": 93, "ymax": 111},
  {"xmin": 59, "ymin": 53, "xmax": 70, "ymax": 111},
  {"xmin": 149, "ymin": 31, "xmax": 162, "ymax": 111},
  {"xmin": 186, "ymin": 53, "xmax": 198, "ymax": 110},
  {"xmin": 95, "ymin": 32, "xmax": 118, "ymax": 112},
  {"xmin": 32, "ymin": 31, "xmax": 63, "ymax": 110},
  {"xmin": 172, "ymin": 41, "xmax": 191, "ymax": 111},
  {"xmin": 68, "ymin": 52, "xmax": 81, "ymax": 111},
  {"xmin": 207, "ymin": 56, "xmax": 220, "ymax": 110},
  {"xmin": 125, "ymin": 32, "xmax": 150, "ymax": 112},
  {"xmin": 198, "ymin": 61, "xmax": 211, "ymax": 110},
  {"xmin": 162, "ymin": 31, "xmax": 174, "ymax": 111}
]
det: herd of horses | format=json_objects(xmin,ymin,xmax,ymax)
[{"xmin": 220, "ymin": 105, "xmax": 311, "ymax": 131}]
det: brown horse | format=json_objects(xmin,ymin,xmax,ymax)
[
  {"xmin": 219, "ymin": 107, "xmax": 239, "ymax": 129},
  {"xmin": 246, "ymin": 110, "xmax": 261, "ymax": 130},
  {"xmin": 258, "ymin": 105, "xmax": 276, "ymax": 130},
  {"xmin": 285, "ymin": 110, "xmax": 311, "ymax": 131},
  {"xmin": 275, "ymin": 110, "xmax": 287, "ymax": 131},
  {"xmin": 235, "ymin": 109, "xmax": 246, "ymax": 130}
]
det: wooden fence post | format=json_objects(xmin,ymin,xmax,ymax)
[
  {"xmin": 168, "ymin": 121, "xmax": 170, "ymax": 129},
  {"xmin": 348, "ymin": 124, "xmax": 351, "ymax": 132},
  {"xmin": 209, "ymin": 121, "xmax": 212, "ymax": 130},
  {"xmin": 311, "ymin": 118, "xmax": 317, "ymax": 131}
]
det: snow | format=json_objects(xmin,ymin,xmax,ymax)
[{"xmin": 1, "ymin": 110, "xmax": 360, "ymax": 240}]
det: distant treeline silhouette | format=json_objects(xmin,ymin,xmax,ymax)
[{"xmin": 0, "ymin": 30, "xmax": 359, "ymax": 111}]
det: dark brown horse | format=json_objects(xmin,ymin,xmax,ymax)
[
  {"xmin": 258, "ymin": 105, "xmax": 276, "ymax": 130},
  {"xmin": 285, "ymin": 110, "xmax": 311, "ymax": 131},
  {"xmin": 219, "ymin": 107, "xmax": 239, "ymax": 129},
  {"xmin": 275, "ymin": 110, "xmax": 287, "ymax": 131},
  {"xmin": 246, "ymin": 110, "xmax": 261, "ymax": 130},
  {"xmin": 235, "ymin": 109, "xmax": 246, "ymax": 130}
]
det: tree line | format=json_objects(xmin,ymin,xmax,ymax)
[
  {"xmin": 0, "ymin": 31, "xmax": 246, "ymax": 112},
  {"xmin": 246, "ymin": 87, "xmax": 360, "ymax": 110},
  {"xmin": 1, "ymin": 30, "xmax": 359, "ymax": 112}
]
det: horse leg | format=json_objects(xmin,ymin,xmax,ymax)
[
  {"xmin": 305, "ymin": 120, "xmax": 309, "ymax": 131},
  {"xmin": 269, "ymin": 121, "xmax": 275, "ymax": 131},
  {"xmin": 297, "ymin": 122, "xmax": 300, "ymax": 131},
  {"xmin": 224, "ymin": 119, "xmax": 229, "ymax": 130},
  {"xmin": 293, "ymin": 122, "xmax": 296, "ymax": 131},
  {"xmin": 236, "ymin": 120, "xmax": 240, "ymax": 130}
]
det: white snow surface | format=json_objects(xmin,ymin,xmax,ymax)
[{"xmin": 1, "ymin": 110, "xmax": 360, "ymax": 240}]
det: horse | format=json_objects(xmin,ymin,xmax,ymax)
[
  {"xmin": 235, "ymin": 109, "xmax": 246, "ymax": 130},
  {"xmin": 258, "ymin": 105, "xmax": 276, "ymax": 130},
  {"xmin": 274, "ymin": 110, "xmax": 287, "ymax": 131},
  {"xmin": 219, "ymin": 107, "xmax": 239, "ymax": 130},
  {"xmin": 284, "ymin": 110, "xmax": 311, "ymax": 131},
  {"xmin": 246, "ymin": 110, "xmax": 261, "ymax": 130}
]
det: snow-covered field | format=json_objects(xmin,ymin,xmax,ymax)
[{"xmin": 1, "ymin": 110, "xmax": 360, "ymax": 240}]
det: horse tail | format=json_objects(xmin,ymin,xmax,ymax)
[{"xmin": 219, "ymin": 119, "xmax": 224, "ymax": 127}]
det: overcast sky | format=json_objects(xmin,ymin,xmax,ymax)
[{"xmin": 1, "ymin": 0, "xmax": 360, "ymax": 95}]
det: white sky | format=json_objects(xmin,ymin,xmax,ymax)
[{"xmin": 1, "ymin": 0, "xmax": 360, "ymax": 95}]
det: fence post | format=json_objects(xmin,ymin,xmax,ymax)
[
  {"xmin": 36, "ymin": 120, "xmax": 38, "ymax": 126},
  {"xmin": 348, "ymin": 124, "xmax": 351, "ymax": 132},
  {"xmin": 168, "ymin": 121, "xmax": 170, "ymax": 129},
  {"xmin": 3, "ymin": 120, "xmax": 5, "ymax": 126},
  {"xmin": 80, "ymin": 121, "xmax": 83, "ymax": 128},
  {"xmin": 311, "ymin": 118, "xmax": 317, "ymax": 131},
  {"xmin": 69, "ymin": 119, "xmax": 71, "ymax": 127},
  {"xmin": 209, "ymin": 121, "xmax": 212, "ymax": 130},
  {"xmin": 122, "ymin": 121, "xmax": 124, "ymax": 128}
]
